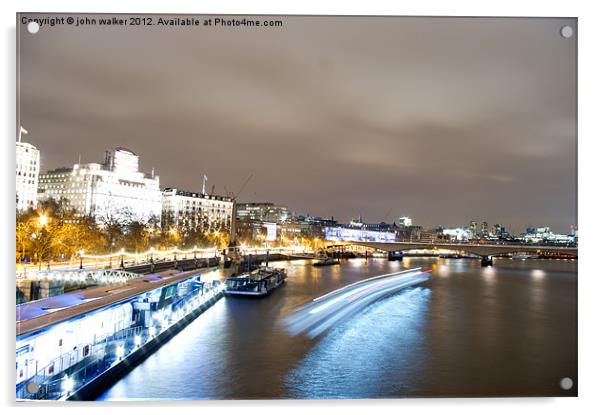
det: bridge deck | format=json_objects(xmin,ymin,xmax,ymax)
[{"xmin": 348, "ymin": 241, "xmax": 578, "ymax": 257}]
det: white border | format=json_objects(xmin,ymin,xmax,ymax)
[{"xmin": 2, "ymin": 1, "xmax": 601, "ymax": 414}]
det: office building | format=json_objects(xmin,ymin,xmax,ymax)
[
  {"xmin": 236, "ymin": 202, "xmax": 290, "ymax": 223},
  {"xmin": 38, "ymin": 148, "xmax": 161, "ymax": 224},
  {"xmin": 16, "ymin": 140, "xmax": 40, "ymax": 211},
  {"xmin": 162, "ymin": 188, "xmax": 233, "ymax": 231}
]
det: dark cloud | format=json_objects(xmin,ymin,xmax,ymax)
[{"xmin": 18, "ymin": 15, "xmax": 577, "ymax": 232}]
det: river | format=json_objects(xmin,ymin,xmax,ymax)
[{"xmin": 98, "ymin": 257, "xmax": 577, "ymax": 400}]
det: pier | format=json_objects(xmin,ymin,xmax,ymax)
[{"xmin": 16, "ymin": 267, "xmax": 224, "ymax": 401}]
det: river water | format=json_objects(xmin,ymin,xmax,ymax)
[{"xmin": 97, "ymin": 257, "xmax": 577, "ymax": 400}]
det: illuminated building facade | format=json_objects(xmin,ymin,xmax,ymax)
[
  {"xmin": 324, "ymin": 226, "xmax": 396, "ymax": 243},
  {"xmin": 236, "ymin": 202, "xmax": 290, "ymax": 223},
  {"xmin": 161, "ymin": 188, "xmax": 233, "ymax": 231},
  {"xmin": 16, "ymin": 141, "xmax": 40, "ymax": 211},
  {"xmin": 38, "ymin": 148, "xmax": 161, "ymax": 224},
  {"xmin": 399, "ymin": 216, "xmax": 413, "ymax": 227}
]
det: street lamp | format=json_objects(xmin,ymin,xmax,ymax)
[
  {"xmin": 120, "ymin": 248, "xmax": 125, "ymax": 269},
  {"xmin": 79, "ymin": 250, "xmax": 84, "ymax": 270}
]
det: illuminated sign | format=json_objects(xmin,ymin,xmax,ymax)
[{"xmin": 324, "ymin": 227, "xmax": 396, "ymax": 242}]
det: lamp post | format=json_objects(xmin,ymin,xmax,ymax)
[
  {"xmin": 37, "ymin": 213, "xmax": 49, "ymax": 271},
  {"xmin": 120, "ymin": 248, "xmax": 125, "ymax": 269},
  {"xmin": 79, "ymin": 250, "xmax": 84, "ymax": 270}
]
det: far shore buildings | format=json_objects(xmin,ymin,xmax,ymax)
[
  {"xmin": 38, "ymin": 148, "xmax": 162, "ymax": 224},
  {"xmin": 16, "ymin": 138, "xmax": 40, "ymax": 211}
]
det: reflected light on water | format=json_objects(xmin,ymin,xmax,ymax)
[
  {"xmin": 435, "ymin": 263, "xmax": 450, "ymax": 277},
  {"xmin": 482, "ymin": 265, "xmax": 496, "ymax": 283},
  {"xmin": 531, "ymin": 269, "xmax": 545, "ymax": 280},
  {"xmin": 286, "ymin": 286, "xmax": 431, "ymax": 398}
]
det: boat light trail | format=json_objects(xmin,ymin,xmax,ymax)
[{"xmin": 282, "ymin": 268, "xmax": 431, "ymax": 338}]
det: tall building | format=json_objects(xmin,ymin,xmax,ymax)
[
  {"xmin": 162, "ymin": 188, "xmax": 233, "ymax": 231},
  {"xmin": 469, "ymin": 220, "xmax": 477, "ymax": 237},
  {"xmin": 16, "ymin": 140, "xmax": 40, "ymax": 211},
  {"xmin": 236, "ymin": 202, "xmax": 290, "ymax": 223},
  {"xmin": 38, "ymin": 148, "xmax": 161, "ymax": 224},
  {"xmin": 480, "ymin": 221, "xmax": 489, "ymax": 237}
]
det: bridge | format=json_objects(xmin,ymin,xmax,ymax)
[{"xmin": 344, "ymin": 241, "xmax": 578, "ymax": 266}]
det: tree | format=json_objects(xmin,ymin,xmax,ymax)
[{"xmin": 125, "ymin": 221, "xmax": 150, "ymax": 253}]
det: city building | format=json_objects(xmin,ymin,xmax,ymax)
[
  {"xmin": 38, "ymin": 148, "xmax": 161, "ymax": 224},
  {"xmin": 162, "ymin": 188, "xmax": 233, "ymax": 231},
  {"xmin": 347, "ymin": 216, "xmax": 397, "ymax": 233},
  {"xmin": 16, "ymin": 139, "xmax": 40, "ymax": 211},
  {"xmin": 570, "ymin": 225, "xmax": 578, "ymax": 243},
  {"xmin": 469, "ymin": 221, "xmax": 478, "ymax": 237},
  {"xmin": 521, "ymin": 226, "xmax": 576, "ymax": 244},
  {"xmin": 480, "ymin": 221, "xmax": 489, "ymax": 237},
  {"xmin": 397, "ymin": 225, "xmax": 423, "ymax": 241},
  {"xmin": 441, "ymin": 227, "xmax": 471, "ymax": 241},
  {"xmin": 324, "ymin": 226, "xmax": 396, "ymax": 243},
  {"xmin": 291, "ymin": 215, "xmax": 338, "ymax": 239},
  {"xmin": 236, "ymin": 202, "xmax": 291, "ymax": 223},
  {"xmin": 399, "ymin": 216, "xmax": 413, "ymax": 227},
  {"xmin": 295, "ymin": 215, "xmax": 338, "ymax": 228}
]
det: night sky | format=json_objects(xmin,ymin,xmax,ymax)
[{"xmin": 18, "ymin": 15, "xmax": 577, "ymax": 233}]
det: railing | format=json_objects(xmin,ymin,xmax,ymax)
[{"xmin": 16, "ymin": 269, "xmax": 141, "ymax": 284}]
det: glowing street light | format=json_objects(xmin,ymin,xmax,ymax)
[{"xmin": 38, "ymin": 213, "xmax": 49, "ymax": 227}]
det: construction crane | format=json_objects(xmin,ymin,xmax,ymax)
[{"xmin": 226, "ymin": 174, "xmax": 253, "ymax": 247}]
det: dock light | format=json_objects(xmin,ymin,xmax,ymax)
[
  {"xmin": 62, "ymin": 376, "xmax": 74, "ymax": 393},
  {"xmin": 116, "ymin": 344, "xmax": 125, "ymax": 360},
  {"xmin": 134, "ymin": 335, "xmax": 142, "ymax": 347}
]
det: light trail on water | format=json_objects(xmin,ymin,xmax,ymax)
[{"xmin": 282, "ymin": 268, "xmax": 431, "ymax": 338}]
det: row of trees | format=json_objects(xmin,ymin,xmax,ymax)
[{"xmin": 16, "ymin": 199, "xmax": 231, "ymax": 266}]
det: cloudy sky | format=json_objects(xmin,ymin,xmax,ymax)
[{"xmin": 18, "ymin": 15, "xmax": 576, "ymax": 232}]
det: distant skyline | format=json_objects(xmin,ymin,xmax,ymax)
[{"xmin": 18, "ymin": 15, "xmax": 577, "ymax": 232}]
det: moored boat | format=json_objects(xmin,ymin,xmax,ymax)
[
  {"xmin": 313, "ymin": 253, "xmax": 340, "ymax": 267},
  {"xmin": 224, "ymin": 266, "xmax": 287, "ymax": 296}
]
